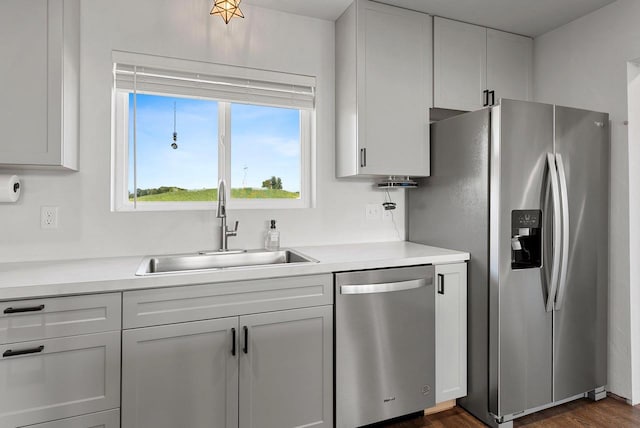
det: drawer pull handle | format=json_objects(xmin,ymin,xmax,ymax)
[
  {"xmin": 3, "ymin": 345, "xmax": 45, "ymax": 358},
  {"xmin": 438, "ymin": 274, "xmax": 445, "ymax": 295},
  {"xmin": 3, "ymin": 304, "xmax": 45, "ymax": 314}
]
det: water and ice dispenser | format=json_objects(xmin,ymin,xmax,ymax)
[{"xmin": 511, "ymin": 210, "xmax": 542, "ymax": 269}]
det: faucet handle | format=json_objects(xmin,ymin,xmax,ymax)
[{"xmin": 227, "ymin": 220, "xmax": 239, "ymax": 235}]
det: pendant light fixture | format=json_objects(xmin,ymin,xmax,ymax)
[
  {"xmin": 210, "ymin": 0, "xmax": 244, "ymax": 24},
  {"xmin": 171, "ymin": 101, "xmax": 178, "ymax": 150}
]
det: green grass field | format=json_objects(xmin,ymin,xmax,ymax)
[{"xmin": 131, "ymin": 188, "xmax": 299, "ymax": 202}]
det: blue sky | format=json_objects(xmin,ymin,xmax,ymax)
[{"xmin": 128, "ymin": 94, "xmax": 301, "ymax": 193}]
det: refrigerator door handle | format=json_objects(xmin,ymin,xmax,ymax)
[
  {"xmin": 554, "ymin": 153, "xmax": 570, "ymax": 310},
  {"xmin": 545, "ymin": 153, "xmax": 562, "ymax": 312}
]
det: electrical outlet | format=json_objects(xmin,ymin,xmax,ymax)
[
  {"xmin": 41, "ymin": 206, "xmax": 59, "ymax": 229},
  {"xmin": 366, "ymin": 203, "xmax": 381, "ymax": 220}
]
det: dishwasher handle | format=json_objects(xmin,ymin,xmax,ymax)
[{"xmin": 340, "ymin": 278, "xmax": 428, "ymax": 295}]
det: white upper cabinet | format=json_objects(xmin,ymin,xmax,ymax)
[
  {"xmin": 486, "ymin": 28, "xmax": 533, "ymax": 104},
  {"xmin": 336, "ymin": 0, "xmax": 431, "ymax": 178},
  {"xmin": 0, "ymin": 0, "xmax": 79, "ymax": 170},
  {"xmin": 434, "ymin": 18, "xmax": 487, "ymax": 112},
  {"xmin": 434, "ymin": 17, "xmax": 532, "ymax": 112}
]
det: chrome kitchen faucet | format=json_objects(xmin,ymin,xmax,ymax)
[{"xmin": 216, "ymin": 179, "xmax": 239, "ymax": 251}]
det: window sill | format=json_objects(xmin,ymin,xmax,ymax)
[{"xmin": 113, "ymin": 200, "xmax": 310, "ymax": 212}]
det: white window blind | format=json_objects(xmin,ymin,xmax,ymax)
[{"xmin": 113, "ymin": 51, "xmax": 315, "ymax": 110}]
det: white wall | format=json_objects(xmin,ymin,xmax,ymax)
[
  {"xmin": 627, "ymin": 61, "xmax": 640, "ymax": 405},
  {"xmin": 533, "ymin": 0, "xmax": 640, "ymax": 403},
  {"xmin": 0, "ymin": 0, "xmax": 404, "ymax": 263}
]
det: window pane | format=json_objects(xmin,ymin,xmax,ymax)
[
  {"xmin": 230, "ymin": 103, "xmax": 301, "ymax": 200},
  {"xmin": 128, "ymin": 94, "xmax": 218, "ymax": 202}
]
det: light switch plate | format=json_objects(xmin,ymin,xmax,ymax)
[{"xmin": 366, "ymin": 203, "xmax": 381, "ymax": 220}]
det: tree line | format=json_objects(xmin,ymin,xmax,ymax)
[
  {"xmin": 130, "ymin": 186, "xmax": 186, "ymax": 198},
  {"xmin": 131, "ymin": 176, "xmax": 285, "ymax": 198}
]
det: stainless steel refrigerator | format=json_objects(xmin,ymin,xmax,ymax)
[{"xmin": 408, "ymin": 99, "xmax": 609, "ymax": 427}]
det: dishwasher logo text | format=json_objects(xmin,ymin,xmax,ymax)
[{"xmin": 383, "ymin": 397, "xmax": 396, "ymax": 403}]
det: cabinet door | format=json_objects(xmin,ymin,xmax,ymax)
[
  {"xmin": 357, "ymin": 1, "xmax": 431, "ymax": 176},
  {"xmin": 435, "ymin": 263, "xmax": 468, "ymax": 402},
  {"xmin": 20, "ymin": 409, "xmax": 120, "ymax": 428},
  {"xmin": 0, "ymin": 0, "xmax": 79, "ymax": 170},
  {"xmin": 0, "ymin": 332, "xmax": 120, "ymax": 428},
  {"xmin": 239, "ymin": 306, "xmax": 333, "ymax": 428},
  {"xmin": 487, "ymin": 29, "xmax": 532, "ymax": 105},
  {"xmin": 0, "ymin": 0, "xmax": 48, "ymax": 164},
  {"xmin": 122, "ymin": 318, "xmax": 239, "ymax": 428},
  {"xmin": 434, "ymin": 17, "xmax": 487, "ymax": 111}
]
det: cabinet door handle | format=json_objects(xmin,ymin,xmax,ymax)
[
  {"xmin": 490, "ymin": 90, "xmax": 496, "ymax": 106},
  {"xmin": 483, "ymin": 90, "xmax": 489, "ymax": 107},
  {"xmin": 360, "ymin": 148, "xmax": 367, "ymax": 168},
  {"xmin": 3, "ymin": 345, "xmax": 45, "ymax": 358},
  {"xmin": 231, "ymin": 328, "xmax": 236, "ymax": 356},
  {"xmin": 438, "ymin": 273, "xmax": 445, "ymax": 295},
  {"xmin": 243, "ymin": 326, "xmax": 249, "ymax": 354},
  {"xmin": 3, "ymin": 304, "xmax": 45, "ymax": 314}
]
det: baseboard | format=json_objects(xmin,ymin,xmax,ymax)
[{"xmin": 424, "ymin": 399, "xmax": 456, "ymax": 415}]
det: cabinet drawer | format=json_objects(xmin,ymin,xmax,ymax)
[
  {"xmin": 0, "ymin": 293, "xmax": 121, "ymax": 344},
  {"xmin": 20, "ymin": 409, "xmax": 120, "ymax": 428},
  {"xmin": 0, "ymin": 331, "xmax": 121, "ymax": 428},
  {"xmin": 123, "ymin": 274, "xmax": 332, "ymax": 328}
]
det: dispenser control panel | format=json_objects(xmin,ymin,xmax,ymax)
[
  {"xmin": 513, "ymin": 210, "xmax": 540, "ymax": 228},
  {"xmin": 511, "ymin": 209, "xmax": 542, "ymax": 270}
]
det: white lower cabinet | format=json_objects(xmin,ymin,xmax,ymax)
[
  {"xmin": 20, "ymin": 409, "xmax": 120, "ymax": 428},
  {"xmin": 239, "ymin": 306, "xmax": 333, "ymax": 428},
  {"xmin": 122, "ymin": 305, "xmax": 333, "ymax": 428},
  {"xmin": 435, "ymin": 263, "xmax": 468, "ymax": 403},
  {"xmin": 0, "ymin": 331, "xmax": 121, "ymax": 428},
  {"xmin": 122, "ymin": 317, "xmax": 239, "ymax": 428}
]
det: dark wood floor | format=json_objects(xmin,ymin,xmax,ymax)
[{"xmin": 385, "ymin": 396, "xmax": 640, "ymax": 427}]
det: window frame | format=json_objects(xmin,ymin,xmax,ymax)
[{"xmin": 112, "ymin": 90, "xmax": 313, "ymax": 212}]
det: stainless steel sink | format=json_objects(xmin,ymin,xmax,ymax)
[{"xmin": 135, "ymin": 249, "xmax": 318, "ymax": 276}]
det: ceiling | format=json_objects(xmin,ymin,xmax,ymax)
[{"xmin": 242, "ymin": 0, "xmax": 616, "ymax": 37}]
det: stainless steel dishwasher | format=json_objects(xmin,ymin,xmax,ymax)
[{"xmin": 335, "ymin": 265, "xmax": 435, "ymax": 428}]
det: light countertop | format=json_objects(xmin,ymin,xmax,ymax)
[{"xmin": 0, "ymin": 241, "xmax": 469, "ymax": 301}]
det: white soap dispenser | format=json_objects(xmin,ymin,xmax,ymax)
[{"xmin": 265, "ymin": 219, "xmax": 280, "ymax": 250}]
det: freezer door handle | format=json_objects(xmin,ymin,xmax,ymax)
[
  {"xmin": 340, "ymin": 278, "xmax": 428, "ymax": 295},
  {"xmin": 545, "ymin": 153, "xmax": 562, "ymax": 312},
  {"xmin": 554, "ymin": 153, "xmax": 570, "ymax": 310}
]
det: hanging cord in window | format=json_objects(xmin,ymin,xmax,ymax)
[
  {"xmin": 133, "ymin": 65, "xmax": 138, "ymax": 208},
  {"xmin": 383, "ymin": 190, "xmax": 402, "ymax": 240},
  {"xmin": 171, "ymin": 101, "xmax": 178, "ymax": 149}
]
